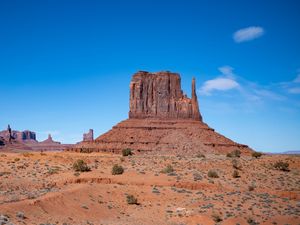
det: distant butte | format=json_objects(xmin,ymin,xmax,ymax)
[{"xmin": 67, "ymin": 71, "xmax": 253, "ymax": 155}]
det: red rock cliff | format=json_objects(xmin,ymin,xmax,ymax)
[{"xmin": 129, "ymin": 71, "xmax": 202, "ymax": 121}]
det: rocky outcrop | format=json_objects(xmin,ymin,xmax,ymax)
[
  {"xmin": 83, "ymin": 129, "xmax": 94, "ymax": 142},
  {"xmin": 0, "ymin": 129, "xmax": 37, "ymax": 143},
  {"xmin": 67, "ymin": 71, "xmax": 253, "ymax": 155},
  {"xmin": 129, "ymin": 71, "xmax": 202, "ymax": 121},
  {"xmin": 40, "ymin": 134, "xmax": 61, "ymax": 144},
  {"xmin": 0, "ymin": 126, "xmax": 71, "ymax": 151},
  {"xmin": 0, "ymin": 136, "xmax": 5, "ymax": 146}
]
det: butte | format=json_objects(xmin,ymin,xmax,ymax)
[{"xmin": 67, "ymin": 71, "xmax": 252, "ymax": 155}]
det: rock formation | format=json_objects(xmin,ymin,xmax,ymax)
[
  {"xmin": 40, "ymin": 134, "xmax": 61, "ymax": 144},
  {"xmin": 0, "ymin": 128, "xmax": 37, "ymax": 143},
  {"xmin": 0, "ymin": 136, "xmax": 5, "ymax": 146},
  {"xmin": 83, "ymin": 129, "xmax": 94, "ymax": 142},
  {"xmin": 0, "ymin": 126, "xmax": 72, "ymax": 151},
  {"xmin": 129, "ymin": 71, "xmax": 202, "ymax": 121},
  {"xmin": 67, "ymin": 71, "xmax": 253, "ymax": 155}
]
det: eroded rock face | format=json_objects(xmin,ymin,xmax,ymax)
[
  {"xmin": 129, "ymin": 71, "xmax": 202, "ymax": 121},
  {"xmin": 0, "ymin": 129, "xmax": 37, "ymax": 142},
  {"xmin": 83, "ymin": 129, "xmax": 94, "ymax": 142},
  {"xmin": 67, "ymin": 71, "xmax": 253, "ymax": 155},
  {"xmin": 41, "ymin": 134, "xmax": 61, "ymax": 144}
]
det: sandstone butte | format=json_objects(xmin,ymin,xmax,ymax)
[
  {"xmin": 68, "ymin": 71, "xmax": 252, "ymax": 155},
  {"xmin": 0, "ymin": 127, "xmax": 69, "ymax": 151}
]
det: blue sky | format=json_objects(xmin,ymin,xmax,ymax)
[{"xmin": 0, "ymin": 0, "xmax": 299, "ymax": 152}]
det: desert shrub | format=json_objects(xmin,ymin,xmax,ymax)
[
  {"xmin": 248, "ymin": 184, "xmax": 255, "ymax": 191},
  {"xmin": 252, "ymin": 151, "xmax": 262, "ymax": 158},
  {"xmin": 16, "ymin": 211, "xmax": 25, "ymax": 220},
  {"xmin": 247, "ymin": 217, "xmax": 257, "ymax": 225},
  {"xmin": 72, "ymin": 159, "xmax": 91, "ymax": 172},
  {"xmin": 120, "ymin": 157, "xmax": 125, "ymax": 162},
  {"xmin": 112, "ymin": 164, "xmax": 124, "ymax": 175},
  {"xmin": 211, "ymin": 212, "xmax": 222, "ymax": 222},
  {"xmin": 273, "ymin": 161, "xmax": 289, "ymax": 172},
  {"xmin": 126, "ymin": 195, "xmax": 138, "ymax": 205},
  {"xmin": 48, "ymin": 167, "xmax": 59, "ymax": 175},
  {"xmin": 14, "ymin": 158, "xmax": 20, "ymax": 162},
  {"xmin": 227, "ymin": 149, "xmax": 241, "ymax": 158},
  {"xmin": 0, "ymin": 171, "xmax": 11, "ymax": 176},
  {"xmin": 22, "ymin": 152, "xmax": 33, "ymax": 157},
  {"xmin": 161, "ymin": 165, "xmax": 174, "ymax": 174},
  {"xmin": 122, "ymin": 148, "xmax": 133, "ymax": 157},
  {"xmin": 208, "ymin": 170, "xmax": 219, "ymax": 178},
  {"xmin": 232, "ymin": 170, "xmax": 240, "ymax": 178},
  {"xmin": 196, "ymin": 153, "xmax": 205, "ymax": 158},
  {"xmin": 232, "ymin": 159, "xmax": 242, "ymax": 170}
]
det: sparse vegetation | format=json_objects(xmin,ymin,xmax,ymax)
[
  {"xmin": 79, "ymin": 148, "xmax": 92, "ymax": 153},
  {"xmin": 248, "ymin": 184, "xmax": 255, "ymax": 191},
  {"xmin": 72, "ymin": 159, "xmax": 91, "ymax": 172},
  {"xmin": 208, "ymin": 170, "xmax": 219, "ymax": 178},
  {"xmin": 122, "ymin": 148, "xmax": 133, "ymax": 156},
  {"xmin": 252, "ymin": 151, "xmax": 262, "ymax": 158},
  {"xmin": 227, "ymin": 149, "xmax": 241, "ymax": 158},
  {"xmin": 232, "ymin": 159, "xmax": 242, "ymax": 170},
  {"xmin": 273, "ymin": 161, "xmax": 289, "ymax": 172},
  {"xmin": 196, "ymin": 153, "xmax": 205, "ymax": 158},
  {"xmin": 0, "ymin": 171, "xmax": 11, "ymax": 176},
  {"xmin": 112, "ymin": 164, "xmax": 124, "ymax": 175},
  {"xmin": 247, "ymin": 217, "xmax": 257, "ymax": 225},
  {"xmin": 232, "ymin": 170, "xmax": 240, "ymax": 178},
  {"xmin": 48, "ymin": 167, "xmax": 59, "ymax": 175},
  {"xmin": 22, "ymin": 152, "xmax": 33, "ymax": 157},
  {"xmin": 161, "ymin": 165, "xmax": 174, "ymax": 174},
  {"xmin": 16, "ymin": 211, "xmax": 25, "ymax": 220},
  {"xmin": 126, "ymin": 194, "xmax": 138, "ymax": 205},
  {"xmin": 211, "ymin": 212, "xmax": 222, "ymax": 222}
]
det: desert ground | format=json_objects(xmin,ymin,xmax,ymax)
[{"xmin": 0, "ymin": 151, "xmax": 299, "ymax": 225}]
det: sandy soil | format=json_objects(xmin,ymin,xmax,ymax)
[{"xmin": 0, "ymin": 151, "xmax": 299, "ymax": 225}]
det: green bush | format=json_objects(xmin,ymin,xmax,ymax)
[
  {"xmin": 72, "ymin": 159, "xmax": 91, "ymax": 172},
  {"xmin": 161, "ymin": 165, "xmax": 174, "ymax": 174},
  {"xmin": 208, "ymin": 170, "xmax": 219, "ymax": 178},
  {"xmin": 252, "ymin": 151, "xmax": 262, "ymax": 158},
  {"xmin": 122, "ymin": 148, "xmax": 133, "ymax": 156},
  {"xmin": 126, "ymin": 195, "xmax": 138, "ymax": 205},
  {"xmin": 112, "ymin": 164, "xmax": 124, "ymax": 175},
  {"xmin": 274, "ymin": 161, "xmax": 289, "ymax": 172}
]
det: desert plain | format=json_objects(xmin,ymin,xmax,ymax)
[{"xmin": 0, "ymin": 150, "xmax": 299, "ymax": 225}]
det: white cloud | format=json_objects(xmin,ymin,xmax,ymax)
[
  {"xmin": 293, "ymin": 74, "xmax": 300, "ymax": 83},
  {"xmin": 253, "ymin": 89, "xmax": 284, "ymax": 101},
  {"xmin": 233, "ymin": 26, "xmax": 264, "ymax": 43},
  {"xmin": 288, "ymin": 87, "xmax": 300, "ymax": 94},
  {"xmin": 280, "ymin": 73, "xmax": 300, "ymax": 94},
  {"xmin": 199, "ymin": 66, "xmax": 240, "ymax": 95},
  {"xmin": 200, "ymin": 78, "xmax": 239, "ymax": 95},
  {"xmin": 218, "ymin": 66, "xmax": 234, "ymax": 78}
]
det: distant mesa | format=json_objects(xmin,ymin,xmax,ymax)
[
  {"xmin": 67, "ymin": 71, "xmax": 253, "ymax": 155},
  {"xmin": 0, "ymin": 126, "xmax": 71, "ymax": 152},
  {"xmin": 41, "ymin": 134, "xmax": 61, "ymax": 144},
  {"xmin": 0, "ymin": 127, "xmax": 37, "ymax": 143},
  {"xmin": 83, "ymin": 129, "xmax": 94, "ymax": 142}
]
